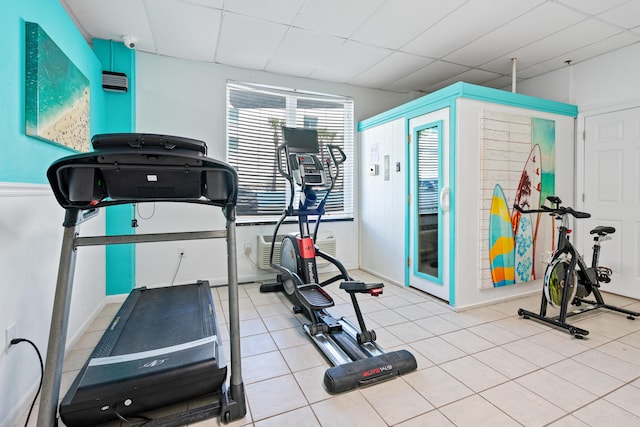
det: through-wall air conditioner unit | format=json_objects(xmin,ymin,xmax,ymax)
[{"xmin": 256, "ymin": 232, "xmax": 336, "ymax": 270}]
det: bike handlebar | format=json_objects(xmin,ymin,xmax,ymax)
[{"xmin": 514, "ymin": 204, "xmax": 591, "ymax": 219}]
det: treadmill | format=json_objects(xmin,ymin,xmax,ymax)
[{"xmin": 37, "ymin": 133, "xmax": 246, "ymax": 426}]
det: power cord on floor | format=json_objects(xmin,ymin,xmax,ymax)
[
  {"xmin": 112, "ymin": 404, "xmax": 152, "ymax": 425},
  {"xmin": 10, "ymin": 338, "xmax": 43, "ymax": 427}
]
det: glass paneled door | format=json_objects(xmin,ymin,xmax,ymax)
[{"xmin": 408, "ymin": 109, "xmax": 450, "ymax": 301}]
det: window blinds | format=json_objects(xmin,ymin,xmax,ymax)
[{"xmin": 226, "ymin": 81, "xmax": 354, "ymax": 220}]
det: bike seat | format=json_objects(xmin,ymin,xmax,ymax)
[{"xmin": 590, "ymin": 226, "xmax": 615, "ymax": 236}]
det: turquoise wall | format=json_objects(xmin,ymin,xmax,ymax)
[
  {"xmin": 93, "ymin": 39, "xmax": 137, "ymax": 296},
  {"xmin": 93, "ymin": 39, "xmax": 136, "ymax": 131},
  {"xmin": 0, "ymin": 1, "xmax": 137, "ymax": 296},
  {"xmin": 0, "ymin": 1, "xmax": 106, "ymax": 183}
]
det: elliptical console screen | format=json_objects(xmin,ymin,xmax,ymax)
[
  {"xmin": 290, "ymin": 153, "xmax": 326, "ymax": 186},
  {"xmin": 299, "ymin": 154, "xmax": 324, "ymax": 185},
  {"xmin": 283, "ymin": 127, "xmax": 319, "ymax": 153}
]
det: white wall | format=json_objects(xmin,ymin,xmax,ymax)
[
  {"xmin": 0, "ymin": 184, "xmax": 105, "ymax": 426},
  {"xmin": 359, "ymin": 118, "xmax": 406, "ymax": 285},
  {"xmin": 134, "ymin": 53, "xmax": 408, "ymax": 287}
]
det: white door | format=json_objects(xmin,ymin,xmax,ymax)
[
  {"xmin": 582, "ymin": 107, "xmax": 640, "ymax": 299},
  {"xmin": 408, "ymin": 108, "xmax": 450, "ymax": 301}
]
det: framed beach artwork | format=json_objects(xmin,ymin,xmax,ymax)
[{"xmin": 25, "ymin": 22, "xmax": 90, "ymax": 152}]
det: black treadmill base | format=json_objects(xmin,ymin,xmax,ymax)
[
  {"xmin": 60, "ymin": 282, "xmax": 227, "ymax": 427},
  {"xmin": 323, "ymin": 349, "xmax": 417, "ymax": 394}
]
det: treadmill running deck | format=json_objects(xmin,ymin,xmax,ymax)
[{"xmin": 60, "ymin": 281, "xmax": 226, "ymax": 426}]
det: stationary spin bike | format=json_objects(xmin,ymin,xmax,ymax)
[
  {"xmin": 516, "ymin": 196, "xmax": 639, "ymax": 338},
  {"xmin": 260, "ymin": 127, "xmax": 416, "ymax": 393}
]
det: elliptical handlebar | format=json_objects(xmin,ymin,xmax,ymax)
[
  {"xmin": 323, "ymin": 144, "xmax": 345, "ymax": 187},
  {"xmin": 276, "ymin": 143, "xmax": 293, "ymax": 183},
  {"xmin": 327, "ymin": 144, "xmax": 346, "ymax": 167}
]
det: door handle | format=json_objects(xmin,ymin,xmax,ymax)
[{"xmin": 440, "ymin": 187, "xmax": 450, "ymax": 212}]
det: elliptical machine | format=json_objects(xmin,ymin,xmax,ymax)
[{"xmin": 260, "ymin": 127, "xmax": 416, "ymax": 394}]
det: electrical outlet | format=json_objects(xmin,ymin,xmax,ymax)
[
  {"xmin": 178, "ymin": 247, "xmax": 186, "ymax": 258},
  {"xmin": 244, "ymin": 244, "xmax": 252, "ymax": 256},
  {"xmin": 5, "ymin": 323, "xmax": 16, "ymax": 354}
]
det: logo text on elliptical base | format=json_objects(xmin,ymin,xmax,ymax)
[{"xmin": 362, "ymin": 364, "xmax": 393, "ymax": 377}]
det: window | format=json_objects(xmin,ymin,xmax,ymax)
[
  {"xmin": 416, "ymin": 124, "xmax": 440, "ymax": 215},
  {"xmin": 226, "ymin": 82, "xmax": 354, "ymax": 221}
]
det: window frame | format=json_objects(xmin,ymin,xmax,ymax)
[{"xmin": 226, "ymin": 81, "xmax": 355, "ymax": 224}]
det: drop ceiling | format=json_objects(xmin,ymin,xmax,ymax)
[{"xmin": 61, "ymin": 0, "xmax": 640, "ymax": 94}]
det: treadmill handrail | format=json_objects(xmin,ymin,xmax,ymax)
[{"xmin": 74, "ymin": 229, "xmax": 228, "ymax": 247}]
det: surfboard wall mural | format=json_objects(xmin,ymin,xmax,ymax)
[
  {"xmin": 489, "ymin": 185, "xmax": 515, "ymax": 287},
  {"xmin": 479, "ymin": 111, "xmax": 556, "ymax": 289}
]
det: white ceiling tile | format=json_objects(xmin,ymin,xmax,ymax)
[
  {"xmin": 181, "ymin": 0, "xmax": 223, "ymax": 8},
  {"xmin": 293, "ymin": 0, "xmax": 386, "ymax": 38},
  {"xmin": 599, "ymin": 1, "xmax": 640, "ymax": 30},
  {"xmin": 516, "ymin": 61, "xmax": 567, "ymax": 79},
  {"xmin": 444, "ymin": 2, "xmax": 585, "ymax": 67},
  {"xmin": 402, "ymin": 0, "xmax": 544, "ymax": 58},
  {"xmin": 485, "ymin": 55, "xmax": 566, "ymax": 81},
  {"xmin": 349, "ymin": 51, "xmax": 434, "ymax": 89},
  {"xmin": 216, "ymin": 13, "xmax": 288, "ymax": 70},
  {"xmin": 145, "ymin": 0, "xmax": 221, "ymax": 61},
  {"xmin": 383, "ymin": 60, "xmax": 469, "ymax": 93},
  {"xmin": 482, "ymin": 19, "xmax": 622, "ymax": 73},
  {"xmin": 451, "ymin": 68, "xmax": 502, "ymax": 85},
  {"xmin": 551, "ymin": 31, "xmax": 640, "ymax": 65},
  {"xmin": 62, "ymin": 0, "xmax": 640, "ymax": 93},
  {"xmin": 556, "ymin": 0, "xmax": 631, "ymax": 16},
  {"xmin": 483, "ymin": 75, "xmax": 516, "ymax": 90},
  {"xmin": 516, "ymin": 32, "xmax": 640, "ymax": 80},
  {"xmin": 222, "ymin": 0, "xmax": 304, "ymax": 25},
  {"xmin": 309, "ymin": 41, "xmax": 392, "ymax": 83},
  {"xmin": 264, "ymin": 28, "xmax": 345, "ymax": 78},
  {"xmin": 62, "ymin": 0, "xmax": 155, "ymax": 51},
  {"xmin": 484, "ymin": 57, "xmax": 532, "ymax": 77},
  {"xmin": 350, "ymin": 0, "xmax": 467, "ymax": 49},
  {"xmin": 421, "ymin": 68, "xmax": 500, "ymax": 93}
]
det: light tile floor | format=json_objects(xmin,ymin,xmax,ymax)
[{"xmin": 21, "ymin": 270, "xmax": 640, "ymax": 426}]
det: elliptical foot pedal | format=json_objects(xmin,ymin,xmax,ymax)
[
  {"xmin": 298, "ymin": 284, "xmax": 334, "ymax": 309},
  {"xmin": 323, "ymin": 350, "xmax": 417, "ymax": 394}
]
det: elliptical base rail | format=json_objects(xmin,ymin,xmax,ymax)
[{"xmin": 323, "ymin": 350, "xmax": 417, "ymax": 394}]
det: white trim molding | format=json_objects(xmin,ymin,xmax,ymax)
[{"xmin": 0, "ymin": 182, "xmax": 52, "ymax": 197}]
